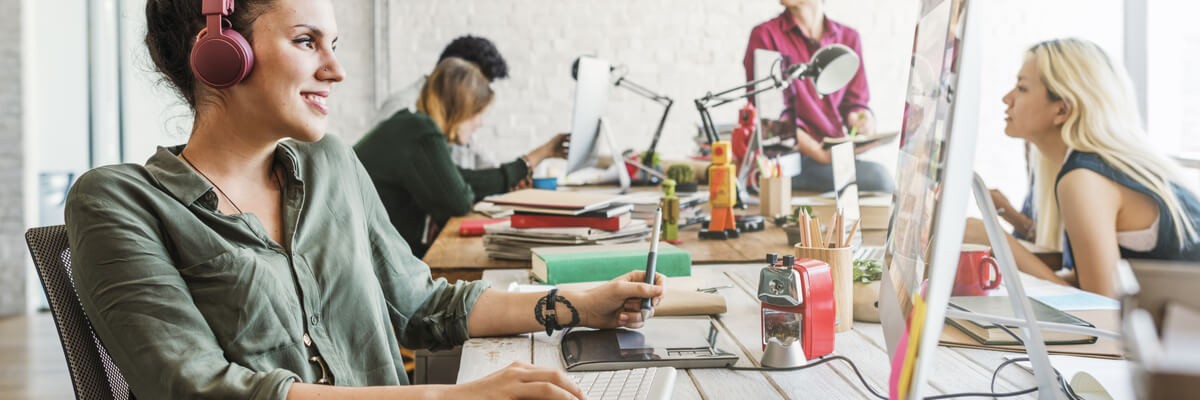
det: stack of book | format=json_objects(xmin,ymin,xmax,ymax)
[{"xmin": 481, "ymin": 189, "xmax": 650, "ymax": 260}]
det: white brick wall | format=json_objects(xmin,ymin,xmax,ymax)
[
  {"xmin": 335, "ymin": 0, "xmax": 921, "ymax": 163},
  {"xmin": 2, "ymin": 0, "xmax": 25, "ymax": 316}
]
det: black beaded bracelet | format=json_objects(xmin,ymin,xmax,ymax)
[{"xmin": 534, "ymin": 288, "xmax": 580, "ymax": 336}]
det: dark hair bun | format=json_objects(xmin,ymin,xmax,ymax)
[{"xmin": 438, "ymin": 35, "xmax": 510, "ymax": 82}]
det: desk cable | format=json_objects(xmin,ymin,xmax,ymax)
[
  {"xmin": 728, "ymin": 337, "xmax": 1082, "ymax": 400},
  {"xmin": 728, "ymin": 355, "xmax": 889, "ymax": 399}
]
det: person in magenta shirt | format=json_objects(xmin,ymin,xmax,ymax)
[{"xmin": 744, "ymin": 0, "xmax": 894, "ymax": 192}]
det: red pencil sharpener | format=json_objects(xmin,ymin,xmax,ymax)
[{"xmin": 758, "ymin": 254, "xmax": 835, "ymax": 365}]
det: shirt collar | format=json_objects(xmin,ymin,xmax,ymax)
[
  {"xmin": 144, "ymin": 141, "xmax": 305, "ymax": 207},
  {"xmin": 777, "ymin": 11, "xmax": 840, "ymax": 43}
]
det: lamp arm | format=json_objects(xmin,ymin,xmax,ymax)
[
  {"xmin": 695, "ymin": 99, "xmax": 720, "ymax": 146},
  {"xmin": 642, "ymin": 99, "xmax": 674, "ymax": 168},
  {"xmin": 698, "ymin": 75, "xmax": 785, "ymax": 106},
  {"xmin": 616, "ymin": 77, "xmax": 673, "ymax": 106},
  {"xmin": 692, "ymin": 69, "xmax": 789, "ymax": 148}
]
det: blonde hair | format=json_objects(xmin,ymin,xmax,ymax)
[
  {"xmin": 1028, "ymin": 38, "xmax": 1199, "ymax": 247},
  {"xmin": 416, "ymin": 57, "xmax": 494, "ymax": 143},
  {"xmin": 1029, "ymin": 147, "xmax": 1063, "ymax": 250}
]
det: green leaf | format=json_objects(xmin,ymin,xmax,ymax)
[{"xmin": 852, "ymin": 258, "xmax": 883, "ymax": 283}]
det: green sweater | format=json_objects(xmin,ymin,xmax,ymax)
[{"xmin": 354, "ymin": 109, "xmax": 528, "ymax": 257}]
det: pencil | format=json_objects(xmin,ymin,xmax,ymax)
[
  {"xmin": 831, "ymin": 210, "xmax": 842, "ymax": 248},
  {"xmin": 798, "ymin": 212, "xmax": 810, "ymax": 247},
  {"xmin": 837, "ymin": 211, "xmax": 846, "ymax": 247},
  {"xmin": 810, "ymin": 219, "xmax": 822, "ymax": 249},
  {"xmin": 824, "ymin": 217, "xmax": 837, "ymax": 248},
  {"xmin": 845, "ymin": 219, "xmax": 861, "ymax": 249}
]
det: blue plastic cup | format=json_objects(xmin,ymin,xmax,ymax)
[{"xmin": 532, "ymin": 177, "xmax": 558, "ymax": 190}]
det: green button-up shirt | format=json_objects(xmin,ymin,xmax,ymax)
[{"xmin": 65, "ymin": 135, "xmax": 489, "ymax": 399}]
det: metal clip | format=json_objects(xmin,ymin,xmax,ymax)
[{"xmin": 309, "ymin": 355, "xmax": 332, "ymax": 385}]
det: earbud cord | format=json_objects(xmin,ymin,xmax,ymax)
[{"xmin": 180, "ymin": 151, "xmax": 283, "ymax": 216}]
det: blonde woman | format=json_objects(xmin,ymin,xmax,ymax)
[
  {"xmin": 1001, "ymin": 38, "xmax": 1200, "ymax": 296},
  {"xmin": 355, "ymin": 57, "xmax": 567, "ymax": 257}
]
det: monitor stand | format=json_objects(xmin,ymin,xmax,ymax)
[
  {"xmin": 947, "ymin": 173, "xmax": 1121, "ymax": 399},
  {"xmin": 598, "ymin": 118, "xmax": 632, "ymax": 194}
]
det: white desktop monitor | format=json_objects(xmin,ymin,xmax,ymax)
[
  {"xmin": 752, "ymin": 49, "xmax": 786, "ymax": 121},
  {"xmin": 565, "ymin": 56, "xmax": 612, "ymax": 175},
  {"xmin": 830, "ymin": 142, "xmax": 861, "ymax": 247},
  {"xmin": 877, "ymin": 0, "xmax": 983, "ymax": 398}
]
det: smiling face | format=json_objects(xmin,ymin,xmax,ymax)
[
  {"xmin": 221, "ymin": 0, "xmax": 344, "ymax": 142},
  {"xmin": 1001, "ymin": 56, "xmax": 1067, "ymax": 142}
]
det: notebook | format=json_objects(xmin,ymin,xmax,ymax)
[
  {"xmin": 945, "ymin": 296, "xmax": 1098, "ymax": 346},
  {"xmin": 531, "ymin": 242, "xmax": 691, "ymax": 285},
  {"xmin": 487, "ymin": 189, "xmax": 619, "ymax": 212}
]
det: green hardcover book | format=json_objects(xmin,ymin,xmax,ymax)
[
  {"xmin": 945, "ymin": 296, "xmax": 1098, "ymax": 346},
  {"xmin": 531, "ymin": 243, "xmax": 691, "ymax": 284}
]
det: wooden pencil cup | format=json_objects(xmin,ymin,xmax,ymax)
[
  {"xmin": 759, "ymin": 175, "xmax": 791, "ymax": 218},
  {"xmin": 794, "ymin": 244, "xmax": 854, "ymax": 332}
]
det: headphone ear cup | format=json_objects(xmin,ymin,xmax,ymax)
[{"xmin": 190, "ymin": 26, "xmax": 255, "ymax": 88}]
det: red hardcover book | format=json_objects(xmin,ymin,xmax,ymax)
[
  {"xmin": 458, "ymin": 218, "xmax": 508, "ymax": 237},
  {"xmin": 510, "ymin": 213, "xmax": 631, "ymax": 231}
]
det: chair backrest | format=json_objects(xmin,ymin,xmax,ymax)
[{"xmin": 25, "ymin": 225, "xmax": 132, "ymax": 400}]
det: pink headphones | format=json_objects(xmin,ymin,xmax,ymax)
[{"xmin": 190, "ymin": 0, "xmax": 254, "ymax": 88}]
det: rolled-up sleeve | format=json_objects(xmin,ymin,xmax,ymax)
[
  {"xmin": 459, "ymin": 158, "xmax": 528, "ymax": 202},
  {"xmin": 66, "ymin": 171, "xmax": 300, "ymax": 400},
  {"xmin": 352, "ymin": 156, "xmax": 490, "ymax": 350}
]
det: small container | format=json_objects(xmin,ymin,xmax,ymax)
[
  {"xmin": 794, "ymin": 244, "xmax": 854, "ymax": 332},
  {"xmin": 531, "ymin": 177, "xmax": 557, "ymax": 190}
]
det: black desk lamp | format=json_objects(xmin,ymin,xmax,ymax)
[
  {"xmin": 693, "ymin": 44, "xmax": 861, "ymax": 208},
  {"xmin": 616, "ymin": 74, "xmax": 674, "ymax": 183},
  {"xmin": 573, "ymin": 59, "xmax": 674, "ymax": 184},
  {"xmin": 695, "ymin": 44, "xmax": 861, "ymax": 146}
]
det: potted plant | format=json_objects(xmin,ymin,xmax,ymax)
[
  {"xmin": 666, "ymin": 164, "xmax": 698, "ymax": 193},
  {"xmin": 851, "ymin": 258, "xmax": 883, "ymax": 323}
]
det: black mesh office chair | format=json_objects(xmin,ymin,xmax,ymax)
[{"xmin": 25, "ymin": 225, "xmax": 133, "ymax": 400}]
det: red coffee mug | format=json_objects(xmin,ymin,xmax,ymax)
[{"xmin": 954, "ymin": 244, "xmax": 1002, "ymax": 296}]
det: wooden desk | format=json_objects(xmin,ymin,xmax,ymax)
[
  {"xmin": 423, "ymin": 215, "xmax": 799, "ymax": 280},
  {"xmin": 454, "ymin": 266, "xmax": 1127, "ymax": 399}
]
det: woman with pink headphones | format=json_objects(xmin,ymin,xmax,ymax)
[{"xmin": 63, "ymin": 1, "xmax": 663, "ymax": 398}]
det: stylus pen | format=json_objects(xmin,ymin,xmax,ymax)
[{"xmin": 640, "ymin": 207, "xmax": 663, "ymax": 320}]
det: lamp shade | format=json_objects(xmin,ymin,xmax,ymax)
[{"xmin": 809, "ymin": 44, "xmax": 861, "ymax": 95}]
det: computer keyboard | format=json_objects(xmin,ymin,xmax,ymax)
[
  {"xmin": 855, "ymin": 246, "xmax": 885, "ymax": 262},
  {"xmin": 568, "ymin": 367, "xmax": 676, "ymax": 400}
]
